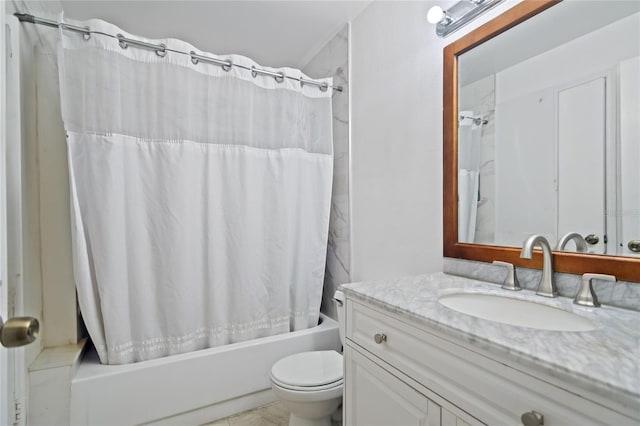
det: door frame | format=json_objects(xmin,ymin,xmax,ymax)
[
  {"xmin": 1, "ymin": 7, "xmax": 13, "ymax": 425},
  {"xmin": 2, "ymin": 10, "xmax": 28, "ymax": 426}
]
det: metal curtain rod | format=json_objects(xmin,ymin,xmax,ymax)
[
  {"xmin": 14, "ymin": 13, "xmax": 343, "ymax": 93},
  {"xmin": 459, "ymin": 114, "xmax": 488, "ymax": 125}
]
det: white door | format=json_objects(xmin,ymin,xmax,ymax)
[
  {"xmin": 1, "ymin": 8, "xmax": 13, "ymax": 424},
  {"xmin": 618, "ymin": 57, "xmax": 640, "ymax": 257},
  {"xmin": 557, "ymin": 77, "xmax": 607, "ymax": 253},
  {"xmin": 2, "ymin": 12, "xmax": 35, "ymax": 426}
]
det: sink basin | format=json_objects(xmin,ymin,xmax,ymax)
[{"xmin": 438, "ymin": 293, "xmax": 596, "ymax": 331}]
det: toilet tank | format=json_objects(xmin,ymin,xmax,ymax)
[{"xmin": 333, "ymin": 290, "xmax": 345, "ymax": 346}]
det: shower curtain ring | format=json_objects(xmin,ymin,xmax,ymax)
[
  {"xmin": 117, "ymin": 34, "xmax": 128, "ymax": 50},
  {"xmin": 274, "ymin": 72, "xmax": 285, "ymax": 83},
  {"xmin": 155, "ymin": 44, "xmax": 167, "ymax": 57},
  {"xmin": 59, "ymin": 23, "xmax": 91, "ymax": 41}
]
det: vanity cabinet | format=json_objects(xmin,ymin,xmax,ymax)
[
  {"xmin": 345, "ymin": 347, "xmax": 444, "ymax": 426},
  {"xmin": 344, "ymin": 298, "xmax": 637, "ymax": 426}
]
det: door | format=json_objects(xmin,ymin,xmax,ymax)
[
  {"xmin": 1, "ymin": 9, "xmax": 12, "ymax": 424},
  {"xmin": 2, "ymin": 12, "xmax": 38, "ymax": 426},
  {"xmin": 557, "ymin": 77, "xmax": 607, "ymax": 253},
  {"xmin": 618, "ymin": 56, "xmax": 640, "ymax": 257}
]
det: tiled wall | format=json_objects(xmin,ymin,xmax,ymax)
[{"xmin": 303, "ymin": 25, "xmax": 351, "ymax": 320}]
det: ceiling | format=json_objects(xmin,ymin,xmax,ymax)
[{"xmin": 59, "ymin": 1, "xmax": 372, "ymax": 69}]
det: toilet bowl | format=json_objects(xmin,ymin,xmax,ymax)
[{"xmin": 270, "ymin": 291, "xmax": 345, "ymax": 426}]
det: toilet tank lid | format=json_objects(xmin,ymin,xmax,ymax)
[{"xmin": 271, "ymin": 350, "xmax": 343, "ymax": 387}]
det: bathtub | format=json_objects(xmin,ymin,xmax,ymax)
[{"xmin": 70, "ymin": 314, "xmax": 341, "ymax": 425}]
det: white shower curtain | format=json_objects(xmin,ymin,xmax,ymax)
[
  {"xmin": 458, "ymin": 112, "xmax": 482, "ymax": 243},
  {"xmin": 57, "ymin": 19, "xmax": 333, "ymax": 364}
]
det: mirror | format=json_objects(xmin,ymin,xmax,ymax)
[{"xmin": 443, "ymin": 0, "xmax": 640, "ymax": 282}]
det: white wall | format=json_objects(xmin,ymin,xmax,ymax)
[
  {"xmin": 496, "ymin": 12, "xmax": 640, "ymax": 105},
  {"xmin": 349, "ymin": 0, "xmax": 523, "ymax": 281}
]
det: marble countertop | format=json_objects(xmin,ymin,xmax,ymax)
[{"xmin": 341, "ymin": 272, "xmax": 640, "ymax": 405}]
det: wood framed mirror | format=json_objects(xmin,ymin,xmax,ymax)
[{"xmin": 443, "ymin": 0, "xmax": 640, "ymax": 282}]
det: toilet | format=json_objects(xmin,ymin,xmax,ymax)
[{"xmin": 270, "ymin": 290, "xmax": 346, "ymax": 426}]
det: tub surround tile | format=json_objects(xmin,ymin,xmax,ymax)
[
  {"xmin": 443, "ymin": 257, "xmax": 640, "ymax": 311},
  {"xmin": 29, "ymin": 338, "xmax": 87, "ymax": 371},
  {"xmin": 304, "ymin": 25, "xmax": 351, "ymax": 321},
  {"xmin": 340, "ymin": 272, "xmax": 640, "ymax": 409}
]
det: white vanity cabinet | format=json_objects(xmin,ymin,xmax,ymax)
[
  {"xmin": 345, "ymin": 347, "xmax": 444, "ymax": 426},
  {"xmin": 343, "ymin": 298, "xmax": 638, "ymax": 426}
]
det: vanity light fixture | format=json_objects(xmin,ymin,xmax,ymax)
[{"xmin": 428, "ymin": 0, "xmax": 505, "ymax": 38}]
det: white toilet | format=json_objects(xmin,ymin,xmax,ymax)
[{"xmin": 270, "ymin": 290, "xmax": 346, "ymax": 426}]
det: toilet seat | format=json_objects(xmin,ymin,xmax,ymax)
[
  {"xmin": 271, "ymin": 376, "xmax": 343, "ymax": 392},
  {"xmin": 270, "ymin": 350, "xmax": 343, "ymax": 391}
]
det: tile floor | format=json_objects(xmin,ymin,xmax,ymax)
[
  {"xmin": 204, "ymin": 402, "xmax": 290, "ymax": 426},
  {"xmin": 204, "ymin": 401, "xmax": 342, "ymax": 426}
]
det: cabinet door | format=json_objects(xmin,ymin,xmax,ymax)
[
  {"xmin": 345, "ymin": 344, "xmax": 440, "ymax": 426},
  {"xmin": 442, "ymin": 408, "xmax": 472, "ymax": 426}
]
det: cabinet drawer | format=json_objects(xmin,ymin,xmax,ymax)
[{"xmin": 346, "ymin": 299, "xmax": 637, "ymax": 425}]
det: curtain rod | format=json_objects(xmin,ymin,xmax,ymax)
[
  {"xmin": 14, "ymin": 13, "xmax": 343, "ymax": 93},
  {"xmin": 459, "ymin": 114, "xmax": 488, "ymax": 125}
]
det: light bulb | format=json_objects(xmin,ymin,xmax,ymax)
[{"xmin": 427, "ymin": 6, "xmax": 445, "ymax": 24}]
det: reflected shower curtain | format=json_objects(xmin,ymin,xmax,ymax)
[
  {"xmin": 57, "ymin": 19, "xmax": 333, "ymax": 364},
  {"xmin": 458, "ymin": 112, "xmax": 482, "ymax": 243}
]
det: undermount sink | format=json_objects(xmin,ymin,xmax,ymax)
[{"xmin": 439, "ymin": 293, "xmax": 597, "ymax": 331}]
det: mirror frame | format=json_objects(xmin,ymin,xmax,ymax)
[{"xmin": 443, "ymin": 0, "xmax": 640, "ymax": 282}]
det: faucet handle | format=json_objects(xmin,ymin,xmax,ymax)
[
  {"xmin": 574, "ymin": 273, "xmax": 616, "ymax": 307},
  {"xmin": 492, "ymin": 261, "xmax": 521, "ymax": 291}
]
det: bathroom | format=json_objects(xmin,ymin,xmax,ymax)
[{"xmin": 0, "ymin": 0, "xmax": 638, "ymax": 425}]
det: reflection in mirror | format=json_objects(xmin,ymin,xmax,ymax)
[{"xmin": 457, "ymin": 1, "xmax": 640, "ymax": 257}]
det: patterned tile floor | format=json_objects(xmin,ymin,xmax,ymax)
[{"xmin": 203, "ymin": 401, "xmax": 342, "ymax": 426}]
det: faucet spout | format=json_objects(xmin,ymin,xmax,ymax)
[
  {"xmin": 520, "ymin": 234, "xmax": 557, "ymax": 297},
  {"xmin": 556, "ymin": 232, "xmax": 588, "ymax": 252}
]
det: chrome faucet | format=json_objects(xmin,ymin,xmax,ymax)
[
  {"xmin": 520, "ymin": 234, "xmax": 558, "ymax": 298},
  {"xmin": 556, "ymin": 232, "xmax": 588, "ymax": 252}
]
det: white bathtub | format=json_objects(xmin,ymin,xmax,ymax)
[{"xmin": 70, "ymin": 314, "xmax": 341, "ymax": 425}]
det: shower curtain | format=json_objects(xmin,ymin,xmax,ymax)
[
  {"xmin": 57, "ymin": 19, "xmax": 333, "ymax": 364},
  {"xmin": 458, "ymin": 112, "xmax": 482, "ymax": 243}
]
